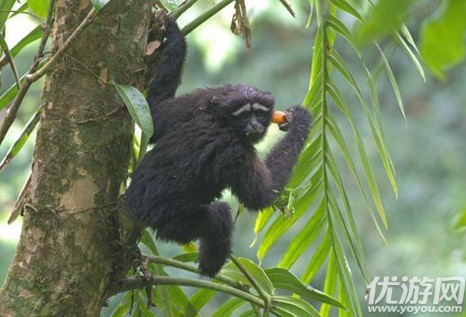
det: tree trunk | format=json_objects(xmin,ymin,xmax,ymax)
[{"xmin": 0, "ymin": 0, "xmax": 152, "ymax": 316}]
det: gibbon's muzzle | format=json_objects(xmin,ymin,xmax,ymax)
[{"xmin": 245, "ymin": 117, "xmax": 265, "ymax": 136}]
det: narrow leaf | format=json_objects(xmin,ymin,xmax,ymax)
[
  {"xmin": 212, "ymin": 297, "xmax": 246, "ymax": 317},
  {"xmin": 184, "ymin": 289, "xmax": 216, "ymax": 317},
  {"xmin": 320, "ymin": 251, "xmax": 337, "ymax": 317},
  {"xmin": 257, "ymin": 179, "xmax": 322, "ymax": 261},
  {"xmin": 265, "ymin": 267, "xmax": 344, "ymax": 309},
  {"xmin": 328, "ymin": 0, "xmax": 362, "ymax": 22},
  {"xmin": 301, "ymin": 230, "xmax": 332, "ymax": 283},
  {"xmin": 377, "ymin": 44, "xmax": 406, "ymax": 121},
  {"xmin": 0, "ymin": 108, "xmax": 40, "ymax": 171},
  {"xmin": 113, "ymin": 83, "xmax": 154, "ymax": 137},
  {"xmin": 278, "ymin": 199, "xmax": 326, "ymax": 269},
  {"xmin": 272, "ymin": 296, "xmax": 320, "ymax": 317},
  {"xmin": 0, "ymin": 0, "xmax": 15, "ymax": 29},
  {"xmin": 10, "ymin": 26, "xmax": 42, "ymax": 57}
]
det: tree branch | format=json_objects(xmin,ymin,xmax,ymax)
[
  {"xmin": 108, "ymin": 276, "xmax": 264, "ymax": 307},
  {"xmin": 181, "ymin": 0, "xmax": 235, "ymax": 35},
  {"xmin": 143, "ymin": 254, "xmax": 247, "ymax": 289}
]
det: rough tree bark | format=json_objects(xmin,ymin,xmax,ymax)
[{"xmin": 0, "ymin": 0, "xmax": 153, "ymax": 315}]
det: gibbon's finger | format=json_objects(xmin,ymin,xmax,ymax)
[{"xmin": 272, "ymin": 110, "xmax": 287, "ymax": 125}]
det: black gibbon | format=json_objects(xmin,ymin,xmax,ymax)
[{"xmin": 126, "ymin": 17, "xmax": 312, "ymax": 277}]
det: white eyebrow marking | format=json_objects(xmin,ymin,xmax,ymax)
[
  {"xmin": 252, "ymin": 103, "xmax": 270, "ymax": 112},
  {"xmin": 232, "ymin": 103, "xmax": 251, "ymax": 116}
]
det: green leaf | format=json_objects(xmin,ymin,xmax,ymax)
[
  {"xmin": 278, "ymin": 199, "xmax": 326, "ymax": 269},
  {"xmin": 395, "ymin": 31, "xmax": 426, "ymax": 82},
  {"xmin": 140, "ymin": 229, "xmax": 158, "ymax": 255},
  {"xmin": 111, "ymin": 291, "xmax": 132, "ymax": 317},
  {"xmin": 265, "ymin": 267, "xmax": 344, "ymax": 309},
  {"xmin": 113, "ymin": 83, "xmax": 154, "ymax": 137},
  {"xmin": 328, "ymin": 51, "xmax": 389, "ymax": 228},
  {"xmin": 90, "ymin": 0, "xmax": 110, "ymax": 12},
  {"xmin": 420, "ymin": 0, "xmax": 466, "ymax": 79},
  {"xmin": 10, "ymin": 26, "xmax": 42, "ymax": 57},
  {"xmin": 377, "ymin": 44, "xmax": 406, "ymax": 121},
  {"xmin": 212, "ymin": 297, "xmax": 246, "ymax": 317},
  {"xmin": 237, "ymin": 310, "xmax": 257, "ymax": 317},
  {"xmin": 453, "ymin": 209, "xmax": 466, "ymax": 231},
  {"xmin": 27, "ymin": 0, "xmax": 49, "ymax": 18},
  {"xmin": 257, "ymin": 180, "xmax": 322, "ymax": 261},
  {"xmin": 184, "ymin": 289, "xmax": 216, "ymax": 317},
  {"xmin": 328, "ymin": 0, "xmax": 362, "ymax": 22},
  {"xmin": 326, "ymin": 16, "xmax": 361, "ymax": 57},
  {"xmin": 0, "ymin": 34, "xmax": 20, "ymax": 86},
  {"xmin": 330, "ymin": 229, "xmax": 362, "ymax": 317},
  {"xmin": 320, "ymin": 251, "xmax": 337, "ymax": 317},
  {"xmin": 0, "ymin": 0, "xmax": 15, "ymax": 29},
  {"xmin": 272, "ymin": 296, "xmax": 320, "ymax": 317},
  {"xmin": 301, "ymin": 230, "xmax": 332, "ymax": 283},
  {"xmin": 356, "ymin": 0, "xmax": 412, "ymax": 45},
  {"xmin": 223, "ymin": 257, "xmax": 274, "ymax": 295},
  {"xmin": 184, "ymin": 293, "xmax": 214, "ymax": 316},
  {"xmin": 172, "ymin": 252, "xmax": 198, "ymax": 263},
  {"xmin": 253, "ymin": 207, "xmax": 274, "ymax": 241},
  {"xmin": 0, "ymin": 109, "xmax": 40, "ymax": 171}
]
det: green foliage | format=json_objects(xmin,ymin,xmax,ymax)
[
  {"xmin": 453, "ymin": 209, "xmax": 466, "ymax": 231},
  {"xmin": 420, "ymin": 0, "xmax": 466, "ymax": 80},
  {"xmin": 27, "ymin": 0, "xmax": 49, "ymax": 18},
  {"xmin": 355, "ymin": 0, "xmax": 412, "ymax": 45},
  {"xmin": 4, "ymin": 1, "xmax": 462, "ymax": 317},
  {"xmin": 113, "ymin": 82, "xmax": 154, "ymax": 159}
]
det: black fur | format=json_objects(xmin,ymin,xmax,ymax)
[{"xmin": 126, "ymin": 17, "xmax": 312, "ymax": 277}]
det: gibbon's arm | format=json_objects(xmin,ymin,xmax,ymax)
[
  {"xmin": 232, "ymin": 106, "xmax": 311, "ymax": 210},
  {"xmin": 147, "ymin": 17, "xmax": 186, "ymax": 106},
  {"xmin": 147, "ymin": 16, "xmax": 187, "ymax": 142}
]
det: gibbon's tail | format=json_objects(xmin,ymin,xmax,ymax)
[{"xmin": 147, "ymin": 16, "xmax": 187, "ymax": 106}]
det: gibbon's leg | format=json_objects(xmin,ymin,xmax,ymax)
[{"xmin": 156, "ymin": 202, "xmax": 233, "ymax": 277}]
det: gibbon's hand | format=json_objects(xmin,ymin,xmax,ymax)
[{"xmin": 278, "ymin": 106, "xmax": 310, "ymax": 132}]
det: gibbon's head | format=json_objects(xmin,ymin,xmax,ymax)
[{"xmin": 211, "ymin": 84, "xmax": 275, "ymax": 144}]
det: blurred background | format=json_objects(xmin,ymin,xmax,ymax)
[{"xmin": 1, "ymin": 1, "xmax": 465, "ymax": 316}]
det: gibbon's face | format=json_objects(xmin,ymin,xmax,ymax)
[
  {"xmin": 229, "ymin": 102, "xmax": 273, "ymax": 144},
  {"xmin": 212, "ymin": 84, "xmax": 275, "ymax": 143}
]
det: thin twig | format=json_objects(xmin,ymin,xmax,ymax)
[{"xmin": 27, "ymin": 7, "xmax": 97, "ymax": 82}]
